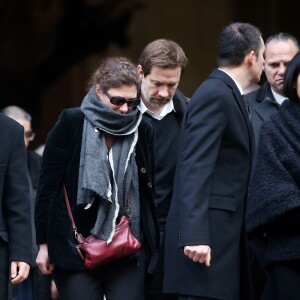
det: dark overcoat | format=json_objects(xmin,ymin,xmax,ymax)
[
  {"xmin": 164, "ymin": 69, "xmax": 253, "ymax": 300},
  {"xmin": 35, "ymin": 108, "xmax": 159, "ymax": 272},
  {"xmin": 0, "ymin": 114, "xmax": 32, "ymax": 264},
  {"xmin": 245, "ymin": 81, "xmax": 279, "ymax": 147}
]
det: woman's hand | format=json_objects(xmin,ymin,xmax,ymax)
[{"xmin": 36, "ymin": 244, "xmax": 55, "ymax": 275}]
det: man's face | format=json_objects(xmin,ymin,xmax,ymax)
[
  {"xmin": 264, "ymin": 39, "xmax": 299, "ymax": 95},
  {"xmin": 137, "ymin": 65, "xmax": 181, "ymax": 112}
]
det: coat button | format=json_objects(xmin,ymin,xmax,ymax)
[
  {"xmin": 147, "ymin": 182, "xmax": 152, "ymax": 188},
  {"xmin": 141, "ymin": 167, "xmax": 147, "ymax": 173}
]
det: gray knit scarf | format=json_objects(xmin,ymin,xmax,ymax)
[{"xmin": 77, "ymin": 87, "xmax": 142, "ymax": 243}]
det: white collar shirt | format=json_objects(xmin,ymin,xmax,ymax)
[
  {"xmin": 138, "ymin": 99, "xmax": 175, "ymax": 120},
  {"xmin": 271, "ymin": 89, "xmax": 288, "ymax": 105},
  {"xmin": 218, "ymin": 68, "xmax": 244, "ymax": 96}
]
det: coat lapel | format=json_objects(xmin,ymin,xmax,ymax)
[
  {"xmin": 210, "ymin": 69, "xmax": 254, "ymax": 156},
  {"xmin": 233, "ymin": 89, "xmax": 254, "ymax": 157},
  {"xmin": 255, "ymin": 100, "xmax": 278, "ymax": 121}
]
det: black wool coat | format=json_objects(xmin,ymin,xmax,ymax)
[
  {"xmin": 35, "ymin": 108, "xmax": 159, "ymax": 272},
  {"xmin": 247, "ymin": 99, "xmax": 300, "ymax": 265},
  {"xmin": 164, "ymin": 69, "xmax": 253, "ymax": 300}
]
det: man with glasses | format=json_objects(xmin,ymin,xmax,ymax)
[
  {"xmin": 1, "ymin": 106, "xmax": 53, "ymax": 300},
  {"xmin": 137, "ymin": 39, "xmax": 188, "ymax": 300},
  {"xmin": 1, "ymin": 106, "xmax": 35, "ymax": 147},
  {"xmin": 0, "ymin": 111, "xmax": 32, "ymax": 299}
]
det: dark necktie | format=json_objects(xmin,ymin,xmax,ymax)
[
  {"xmin": 243, "ymin": 94, "xmax": 251, "ymax": 121},
  {"xmin": 242, "ymin": 94, "xmax": 255, "ymax": 155}
]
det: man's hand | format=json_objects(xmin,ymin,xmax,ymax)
[
  {"xmin": 184, "ymin": 245, "xmax": 211, "ymax": 266},
  {"xmin": 36, "ymin": 244, "xmax": 55, "ymax": 275},
  {"xmin": 10, "ymin": 261, "xmax": 30, "ymax": 284}
]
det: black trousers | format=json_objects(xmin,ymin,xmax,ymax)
[
  {"xmin": 261, "ymin": 261, "xmax": 300, "ymax": 300},
  {"xmin": 11, "ymin": 266, "xmax": 52, "ymax": 300},
  {"xmin": 146, "ymin": 230, "xmax": 177, "ymax": 300},
  {"xmin": 0, "ymin": 240, "xmax": 9, "ymax": 300},
  {"xmin": 53, "ymin": 251, "xmax": 146, "ymax": 300}
]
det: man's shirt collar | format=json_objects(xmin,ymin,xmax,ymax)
[{"xmin": 138, "ymin": 98, "xmax": 175, "ymax": 120}]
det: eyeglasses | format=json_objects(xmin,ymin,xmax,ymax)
[
  {"xmin": 103, "ymin": 90, "xmax": 141, "ymax": 108},
  {"xmin": 25, "ymin": 131, "xmax": 35, "ymax": 142}
]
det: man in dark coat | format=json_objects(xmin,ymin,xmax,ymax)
[
  {"xmin": 246, "ymin": 33, "xmax": 299, "ymax": 147},
  {"xmin": 1, "ymin": 105, "xmax": 54, "ymax": 300},
  {"xmin": 163, "ymin": 22, "xmax": 265, "ymax": 300},
  {"xmin": 137, "ymin": 38, "xmax": 188, "ymax": 300},
  {"xmin": 0, "ymin": 113, "xmax": 32, "ymax": 299}
]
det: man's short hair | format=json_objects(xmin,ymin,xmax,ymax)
[
  {"xmin": 1, "ymin": 106, "xmax": 32, "ymax": 122},
  {"xmin": 217, "ymin": 22, "xmax": 262, "ymax": 67},
  {"xmin": 138, "ymin": 39, "xmax": 188, "ymax": 77},
  {"xmin": 265, "ymin": 32, "xmax": 300, "ymax": 50}
]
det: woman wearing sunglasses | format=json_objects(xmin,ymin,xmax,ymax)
[{"xmin": 35, "ymin": 57, "xmax": 159, "ymax": 300}]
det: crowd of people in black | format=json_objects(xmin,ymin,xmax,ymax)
[{"xmin": 1, "ymin": 22, "xmax": 300, "ymax": 300}]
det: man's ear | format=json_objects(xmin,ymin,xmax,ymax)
[
  {"xmin": 137, "ymin": 65, "xmax": 144, "ymax": 79},
  {"xmin": 245, "ymin": 50, "xmax": 256, "ymax": 66}
]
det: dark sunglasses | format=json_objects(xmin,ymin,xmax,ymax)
[{"xmin": 103, "ymin": 90, "xmax": 141, "ymax": 108}]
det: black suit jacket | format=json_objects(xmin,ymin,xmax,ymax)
[
  {"xmin": 164, "ymin": 69, "xmax": 253, "ymax": 299},
  {"xmin": 0, "ymin": 114, "xmax": 32, "ymax": 264},
  {"xmin": 35, "ymin": 108, "xmax": 159, "ymax": 272}
]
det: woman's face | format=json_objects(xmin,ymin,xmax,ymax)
[
  {"xmin": 297, "ymin": 74, "xmax": 300, "ymax": 99},
  {"xmin": 96, "ymin": 85, "xmax": 138, "ymax": 114}
]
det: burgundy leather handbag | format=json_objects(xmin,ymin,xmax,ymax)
[{"xmin": 63, "ymin": 186, "xmax": 141, "ymax": 270}]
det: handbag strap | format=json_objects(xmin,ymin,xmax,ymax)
[
  {"xmin": 125, "ymin": 192, "xmax": 131, "ymax": 216},
  {"xmin": 63, "ymin": 185, "xmax": 131, "ymax": 231},
  {"xmin": 63, "ymin": 185, "xmax": 87, "ymax": 248},
  {"xmin": 63, "ymin": 185, "xmax": 78, "ymax": 232}
]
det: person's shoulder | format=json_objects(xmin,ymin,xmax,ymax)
[
  {"xmin": 140, "ymin": 114, "xmax": 154, "ymax": 130},
  {"xmin": 280, "ymin": 98, "xmax": 299, "ymax": 109},
  {"xmin": 62, "ymin": 107, "xmax": 84, "ymax": 120},
  {"xmin": 54, "ymin": 107, "xmax": 84, "ymax": 128},
  {"xmin": 192, "ymin": 69, "xmax": 232, "ymax": 100},
  {"xmin": 203, "ymin": 69, "xmax": 233, "ymax": 91},
  {"xmin": 173, "ymin": 89, "xmax": 189, "ymax": 115},
  {"xmin": 0, "ymin": 113, "xmax": 22, "ymax": 130},
  {"xmin": 207, "ymin": 68, "xmax": 232, "ymax": 84},
  {"xmin": 245, "ymin": 81, "xmax": 269, "ymax": 105},
  {"xmin": 48, "ymin": 108, "xmax": 83, "ymax": 139},
  {"xmin": 273, "ymin": 99, "xmax": 300, "ymax": 121},
  {"xmin": 0, "ymin": 114, "xmax": 23, "ymax": 142},
  {"xmin": 173, "ymin": 89, "xmax": 189, "ymax": 104}
]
